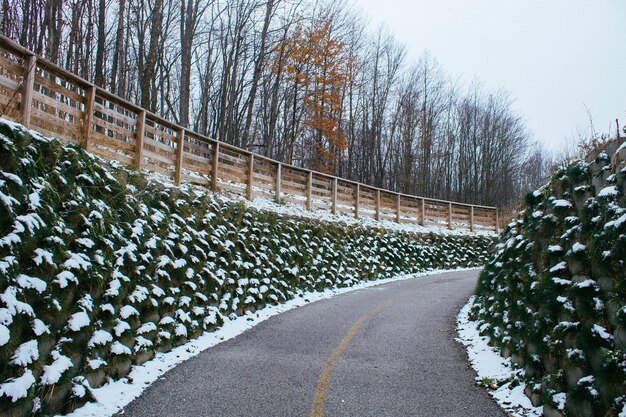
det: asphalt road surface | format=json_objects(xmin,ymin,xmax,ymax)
[{"xmin": 119, "ymin": 269, "xmax": 505, "ymax": 417}]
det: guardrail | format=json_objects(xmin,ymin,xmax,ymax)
[{"xmin": 0, "ymin": 35, "xmax": 498, "ymax": 232}]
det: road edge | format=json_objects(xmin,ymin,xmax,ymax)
[{"xmin": 61, "ymin": 267, "xmax": 480, "ymax": 417}]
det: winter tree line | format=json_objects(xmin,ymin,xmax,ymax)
[{"xmin": 1, "ymin": 0, "xmax": 556, "ymax": 209}]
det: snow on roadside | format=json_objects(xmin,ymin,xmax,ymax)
[
  {"xmin": 61, "ymin": 268, "xmax": 478, "ymax": 417},
  {"xmin": 456, "ymin": 296, "xmax": 543, "ymax": 417}
]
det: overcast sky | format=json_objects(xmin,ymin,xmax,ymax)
[{"xmin": 350, "ymin": 0, "xmax": 626, "ymax": 152}]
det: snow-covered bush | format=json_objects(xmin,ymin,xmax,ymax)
[
  {"xmin": 0, "ymin": 120, "xmax": 493, "ymax": 416},
  {"xmin": 473, "ymin": 138, "xmax": 626, "ymax": 417}
]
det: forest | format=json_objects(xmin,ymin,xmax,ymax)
[{"xmin": 1, "ymin": 0, "xmax": 554, "ymax": 209}]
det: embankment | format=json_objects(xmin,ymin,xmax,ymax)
[{"xmin": 0, "ymin": 120, "xmax": 493, "ymax": 416}]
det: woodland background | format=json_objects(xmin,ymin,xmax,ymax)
[{"xmin": 2, "ymin": 0, "xmax": 564, "ymax": 209}]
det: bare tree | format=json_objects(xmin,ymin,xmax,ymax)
[{"xmin": 2, "ymin": 0, "xmax": 548, "ymax": 208}]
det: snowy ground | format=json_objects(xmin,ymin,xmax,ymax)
[
  {"xmin": 456, "ymin": 296, "xmax": 543, "ymax": 417},
  {"xmin": 61, "ymin": 268, "xmax": 479, "ymax": 417}
]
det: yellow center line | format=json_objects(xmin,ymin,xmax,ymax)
[
  {"xmin": 308, "ymin": 279, "xmax": 447, "ymax": 417},
  {"xmin": 309, "ymin": 304, "xmax": 383, "ymax": 417}
]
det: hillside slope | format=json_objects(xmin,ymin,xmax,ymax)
[
  {"xmin": 0, "ymin": 120, "xmax": 494, "ymax": 416},
  {"xmin": 474, "ymin": 138, "xmax": 626, "ymax": 417}
]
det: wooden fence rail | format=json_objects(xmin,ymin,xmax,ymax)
[{"xmin": 0, "ymin": 35, "xmax": 498, "ymax": 232}]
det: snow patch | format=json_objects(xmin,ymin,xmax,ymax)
[
  {"xmin": 1, "ymin": 286, "xmax": 35, "ymax": 317},
  {"xmin": 10, "ymin": 340, "xmax": 39, "ymax": 366},
  {"xmin": 552, "ymin": 199, "xmax": 572, "ymax": 208},
  {"xmin": 552, "ymin": 392, "xmax": 566, "ymax": 410},
  {"xmin": 110, "ymin": 341, "xmax": 131, "ymax": 356},
  {"xmin": 0, "ymin": 324, "xmax": 9, "ymax": 346},
  {"xmin": 40, "ymin": 351, "xmax": 73, "ymax": 385},
  {"xmin": 16, "ymin": 274, "xmax": 47, "ymax": 293},
  {"xmin": 119, "ymin": 305, "xmax": 140, "ymax": 319},
  {"xmin": 592, "ymin": 324, "xmax": 613, "ymax": 341},
  {"xmin": 56, "ymin": 270, "xmax": 78, "ymax": 288},
  {"xmin": 32, "ymin": 319, "xmax": 50, "ymax": 336},
  {"xmin": 0, "ymin": 370, "xmax": 35, "ymax": 402},
  {"xmin": 598, "ymin": 185, "xmax": 618, "ymax": 197},
  {"xmin": 67, "ymin": 311, "xmax": 90, "ymax": 332},
  {"xmin": 456, "ymin": 296, "xmax": 542, "ymax": 417},
  {"xmin": 549, "ymin": 262, "xmax": 567, "ymax": 273},
  {"xmin": 88, "ymin": 330, "xmax": 113, "ymax": 348}
]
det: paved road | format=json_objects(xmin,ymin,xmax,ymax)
[{"xmin": 119, "ymin": 270, "xmax": 505, "ymax": 417}]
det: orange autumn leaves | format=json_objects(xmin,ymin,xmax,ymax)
[{"xmin": 277, "ymin": 19, "xmax": 352, "ymax": 173}]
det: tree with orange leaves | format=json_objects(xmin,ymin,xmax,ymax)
[{"xmin": 281, "ymin": 18, "xmax": 352, "ymax": 173}]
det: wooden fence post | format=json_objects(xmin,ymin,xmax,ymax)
[
  {"xmin": 420, "ymin": 198, "xmax": 425, "ymax": 226},
  {"xmin": 211, "ymin": 142, "xmax": 220, "ymax": 191},
  {"xmin": 470, "ymin": 206, "xmax": 474, "ymax": 232},
  {"xmin": 355, "ymin": 183, "xmax": 360, "ymax": 218},
  {"xmin": 396, "ymin": 193, "xmax": 401, "ymax": 223},
  {"xmin": 306, "ymin": 171, "xmax": 313, "ymax": 211},
  {"xmin": 375, "ymin": 189, "xmax": 381, "ymax": 221},
  {"xmin": 246, "ymin": 154, "xmax": 254, "ymax": 200},
  {"xmin": 174, "ymin": 128, "xmax": 185, "ymax": 185},
  {"xmin": 448, "ymin": 202, "xmax": 453, "ymax": 229},
  {"xmin": 275, "ymin": 163, "xmax": 281, "ymax": 203},
  {"xmin": 331, "ymin": 177, "xmax": 337, "ymax": 214},
  {"xmin": 495, "ymin": 210, "xmax": 500, "ymax": 233},
  {"xmin": 20, "ymin": 54, "xmax": 36, "ymax": 128},
  {"xmin": 81, "ymin": 86, "xmax": 96, "ymax": 149},
  {"xmin": 135, "ymin": 110, "xmax": 146, "ymax": 170}
]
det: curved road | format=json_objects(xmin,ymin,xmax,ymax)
[{"xmin": 119, "ymin": 270, "xmax": 505, "ymax": 417}]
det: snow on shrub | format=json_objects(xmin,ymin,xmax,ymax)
[
  {"xmin": 474, "ymin": 140, "xmax": 626, "ymax": 417},
  {"xmin": 0, "ymin": 370, "xmax": 35, "ymax": 402},
  {"xmin": 0, "ymin": 120, "xmax": 493, "ymax": 415}
]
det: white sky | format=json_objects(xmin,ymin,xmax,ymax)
[{"xmin": 350, "ymin": 0, "xmax": 626, "ymax": 152}]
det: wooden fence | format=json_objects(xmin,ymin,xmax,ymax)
[{"xmin": 0, "ymin": 35, "xmax": 498, "ymax": 232}]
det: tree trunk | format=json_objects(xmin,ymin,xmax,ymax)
[
  {"xmin": 93, "ymin": 0, "xmax": 106, "ymax": 86},
  {"xmin": 111, "ymin": 0, "xmax": 126, "ymax": 95},
  {"xmin": 44, "ymin": 0, "xmax": 62, "ymax": 63},
  {"xmin": 179, "ymin": 0, "xmax": 202, "ymax": 128},
  {"xmin": 241, "ymin": 0, "xmax": 274, "ymax": 148},
  {"xmin": 140, "ymin": 0, "xmax": 163, "ymax": 111}
]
